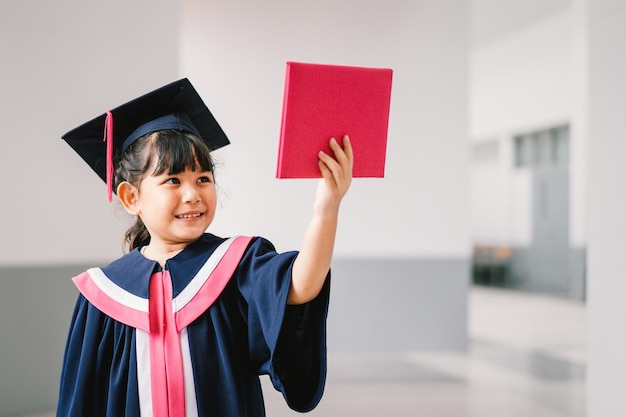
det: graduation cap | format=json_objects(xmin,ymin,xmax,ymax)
[{"xmin": 62, "ymin": 78, "xmax": 230, "ymax": 201}]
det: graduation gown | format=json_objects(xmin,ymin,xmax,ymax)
[{"xmin": 56, "ymin": 233, "xmax": 329, "ymax": 417}]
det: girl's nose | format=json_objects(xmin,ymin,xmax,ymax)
[{"xmin": 182, "ymin": 185, "xmax": 201, "ymax": 203}]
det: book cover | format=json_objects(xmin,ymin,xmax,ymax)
[{"xmin": 277, "ymin": 62, "xmax": 393, "ymax": 178}]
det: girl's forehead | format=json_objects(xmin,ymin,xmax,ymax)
[
  {"xmin": 150, "ymin": 166, "xmax": 214, "ymax": 176},
  {"xmin": 147, "ymin": 143, "xmax": 213, "ymax": 176}
]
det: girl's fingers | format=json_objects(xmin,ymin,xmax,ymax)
[
  {"xmin": 326, "ymin": 136, "xmax": 353, "ymax": 171},
  {"xmin": 318, "ymin": 158, "xmax": 333, "ymax": 182},
  {"xmin": 315, "ymin": 136, "xmax": 353, "ymax": 215},
  {"xmin": 328, "ymin": 138, "xmax": 345, "ymax": 164},
  {"xmin": 336, "ymin": 136, "xmax": 354, "ymax": 166},
  {"xmin": 318, "ymin": 150, "xmax": 340, "ymax": 182},
  {"xmin": 343, "ymin": 136, "xmax": 354, "ymax": 168},
  {"xmin": 318, "ymin": 136, "xmax": 353, "ymax": 194},
  {"xmin": 328, "ymin": 136, "xmax": 352, "ymax": 167}
]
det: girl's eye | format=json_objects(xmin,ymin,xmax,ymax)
[
  {"xmin": 198, "ymin": 176, "xmax": 212, "ymax": 183},
  {"xmin": 164, "ymin": 178, "xmax": 180, "ymax": 185}
]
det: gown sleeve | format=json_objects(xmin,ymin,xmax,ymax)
[
  {"xmin": 238, "ymin": 237, "xmax": 330, "ymax": 412},
  {"xmin": 56, "ymin": 295, "xmax": 140, "ymax": 417}
]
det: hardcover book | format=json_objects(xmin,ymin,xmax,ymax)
[{"xmin": 276, "ymin": 61, "xmax": 393, "ymax": 178}]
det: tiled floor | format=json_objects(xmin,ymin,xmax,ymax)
[
  {"xmin": 262, "ymin": 286, "xmax": 586, "ymax": 417},
  {"xmin": 23, "ymin": 286, "xmax": 585, "ymax": 417}
]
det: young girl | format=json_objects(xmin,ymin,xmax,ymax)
[{"xmin": 56, "ymin": 79, "xmax": 353, "ymax": 417}]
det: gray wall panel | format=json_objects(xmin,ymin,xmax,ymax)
[
  {"xmin": 0, "ymin": 265, "xmax": 88, "ymax": 417},
  {"xmin": 328, "ymin": 258, "xmax": 470, "ymax": 352}
]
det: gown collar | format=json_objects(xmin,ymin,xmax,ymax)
[{"xmin": 100, "ymin": 233, "xmax": 227, "ymax": 298}]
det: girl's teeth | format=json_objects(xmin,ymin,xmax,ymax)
[{"xmin": 178, "ymin": 213, "xmax": 201, "ymax": 219}]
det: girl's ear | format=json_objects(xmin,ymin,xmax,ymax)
[{"xmin": 117, "ymin": 182, "xmax": 141, "ymax": 215}]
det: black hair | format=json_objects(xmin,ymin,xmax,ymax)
[{"xmin": 113, "ymin": 129, "xmax": 215, "ymax": 252}]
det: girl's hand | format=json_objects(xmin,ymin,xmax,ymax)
[{"xmin": 315, "ymin": 135, "xmax": 354, "ymax": 218}]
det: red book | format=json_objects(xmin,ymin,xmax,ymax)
[{"xmin": 276, "ymin": 62, "xmax": 393, "ymax": 178}]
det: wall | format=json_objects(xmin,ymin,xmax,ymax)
[
  {"xmin": 0, "ymin": 1, "xmax": 180, "ymax": 267},
  {"xmin": 470, "ymin": 9, "xmax": 579, "ymax": 247},
  {"xmin": 180, "ymin": 0, "xmax": 471, "ymax": 352},
  {"xmin": 0, "ymin": 1, "xmax": 180, "ymax": 415},
  {"xmin": 586, "ymin": 0, "xmax": 626, "ymax": 415}
]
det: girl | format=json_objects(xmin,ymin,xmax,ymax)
[{"xmin": 56, "ymin": 79, "xmax": 353, "ymax": 417}]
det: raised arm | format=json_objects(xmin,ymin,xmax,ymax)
[{"xmin": 289, "ymin": 135, "xmax": 353, "ymax": 304}]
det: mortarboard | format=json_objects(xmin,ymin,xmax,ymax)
[{"xmin": 62, "ymin": 78, "xmax": 230, "ymax": 201}]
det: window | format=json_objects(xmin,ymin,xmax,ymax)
[{"xmin": 513, "ymin": 125, "xmax": 569, "ymax": 168}]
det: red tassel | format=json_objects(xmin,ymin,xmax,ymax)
[{"xmin": 104, "ymin": 110, "xmax": 114, "ymax": 202}]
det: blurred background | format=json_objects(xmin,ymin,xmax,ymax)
[{"xmin": 0, "ymin": 0, "xmax": 623, "ymax": 416}]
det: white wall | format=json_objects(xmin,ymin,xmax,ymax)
[
  {"xmin": 0, "ymin": 1, "xmax": 181, "ymax": 414},
  {"xmin": 470, "ymin": 138, "xmax": 533, "ymax": 245},
  {"xmin": 471, "ymin": 11, "xmax": 573, "ymax": 137},
  {"xmin": 0, "ymin": 0, "xmax": 180, "ymax": 266},
  {"xmin": 180, "ymin": 0, "xmax": 470, "ymax": 259},
  {"xmin": 470, "ymin": 7, "xmax": 585, "ymax": 247},
  {"xmin": 586, "ymin": 0, "xmax": 626, "ymax": 415}
]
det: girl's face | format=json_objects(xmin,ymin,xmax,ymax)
[{"xmin": 133, "ymin": 165, "xmax": 217, "ymax": 251}]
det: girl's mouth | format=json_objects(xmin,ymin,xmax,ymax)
[{"xmin": 175, "ymin": 212, "xmax": 203, "ymax": 219}]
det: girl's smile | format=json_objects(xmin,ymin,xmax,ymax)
[{"xmin": 175, "ymin": 211, "xmax": 205, "ymax": 220}]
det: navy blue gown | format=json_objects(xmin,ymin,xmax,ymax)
[{"xmin": 56, "ymin": 233, "xmax": 329, "ymax": 417}]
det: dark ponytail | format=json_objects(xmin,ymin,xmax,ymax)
[
  {"xmin": 113, "ymin": 129, "xmax": 215, "ymax": 252},
  {"xmin": 124, "ymin": 217, "xmax": 152, "ymax": 252}
]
